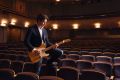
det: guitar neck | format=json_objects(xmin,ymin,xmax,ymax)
[{"xmin": 44, "ymin": 41, "xmax": 64, "ymax": 52}]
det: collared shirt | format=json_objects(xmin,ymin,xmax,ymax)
[
  {"xmin": 33, "ymin": 26, "xmax": 44, "ymax": 51},
  {"xmin": 38, "ymin": 26, "xmax": 44, "ymax": 43}
]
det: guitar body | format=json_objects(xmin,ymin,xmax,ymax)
[
  {"xmin": 28, "ymin": 43, "xmax": 49, "ymax": 63},
  {"xmin": 28, "ymin": 39, "xmax": 71, "ymax": 63}
]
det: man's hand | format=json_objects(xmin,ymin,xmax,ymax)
[
  {"xmin": 32, "ymin": 48, "xmax": 45, "ymax": 56},
  {"xmin": 55, "ymin": 43, "xmax": 59, "ymax": 48},
  {"xmin": 32, "ymin": 49, "xmax": 39, "ymax": 56}
]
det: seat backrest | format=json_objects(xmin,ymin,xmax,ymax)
[
  {"xmin": 67, "ymin": 54, "xmax": 80, "ymax": 60},
  {"xmin": 80, "ymin": 55, "xmax": 95, "ymax": 62},
  {"xmin": 61, "ymin": 59, "xmax": 76, "ymax": 68},
  {"xmin": 60, "ymin": 54, "xmax": 67, "ymax": 59},
  {"xmin": 89, "ymin": 52, "xmax": 102, "ymax": 57},
  {"xmin": 40, "ymin": 64, "xmax": 57, "ymax": 76},
  {"xmin": 93, "ymin": 62, "xmax": 113, "ymax": 77},
  {"xmin": 102, "ymin": 52, "xmax": 115, "ymax": 58},
  {"xmin": 15, "ymin": 72, "xmax": 39, "ymax": 80},
  {"xmin": 16, "ymin": 55, "xmax": 27, "ymax": 62},
  {"xmin": 23, "ymin": 62, "xmax": 36, "ymax": 73},
  {"xmin": 114, "ymin": 64, "xmax": 120, "ymax": 78},
  {"xmin": 96, "ymin": 56, "xmax": 112, "ymax": 63},
  {"xmin": 7, "ymin": 54, "xmax": 17, "ymax": 61},
  {"xmin": 40, "ymin": 64, "xmax": 47, "ymax": 76},
  {"xmin": 79, "ymin": 70, "xmax": 106, "ymax": 80},
  {"xmin": 0, "ymin": 59, "xmax": 11, "ymax": 68},
  {"xmin": 57, "ymin": 67, "xmax": 79, "ymax": 80},
  {"xmin": 76, "ymin": 60, "xmax": 93, "ymax": 70},
  {"xmin": 10, "ymin": 61, "xmax": 24, "ymax": 74},
  {"xmin": 40, "ymin": 76, "xmax": 64, "ymax": 80},
  {"xmin": 0, "ymin": 68, "xmax": 15, "ymax": 80},
  {"xmin": 114, "ymin": 57, "xmax": 120, "ymax": 64}
]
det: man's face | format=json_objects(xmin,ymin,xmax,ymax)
[{"xmin": 37, "ymin": 19, "xmax": 47, "ymax": 28}]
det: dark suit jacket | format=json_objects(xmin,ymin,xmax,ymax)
[{"xmin": 24, "ymin": 24, "xmax": 52, "ymax": 51}]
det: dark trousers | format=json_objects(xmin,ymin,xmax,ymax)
[
  {"xmin": 34, "ymin": 48, "xmax": 63, "ymax": 75},
  {"xmin": 46, "ymin": 48, "xmax": 63, "ymax": 66},
  {"xmin": 34, "ymin": 58, "xmax": 42, "ymax": 75},
  {"xmin": 45, "ymin": 48, "xmax": 63, "ymax": 76}
]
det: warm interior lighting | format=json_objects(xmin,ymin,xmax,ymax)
[
  {"xmin": 94, "ymin": 23, "xmax": 101, "ymax": 28},
  {"xmin": 72, "ymin": 23, "xmax": 79, "ymax": 29},
  {"xmin": 1, "ymin": 19, "xmax": 8, "ymax": 26},
  {"xmin": 56, "ymin": 0, "xmax": 60, "ymax": 2},
  {"xmin": 10, "ymin": 18, "xmax": 17, "ymax": 25},
  {"xmin": 52, "ymin": 24, "xmax": 58, "ymax": 29},
  {"xmin": 118, "ymin": 21, "xmax": 120, "ymax": 26},
  {"xmin": 25, "ymin": 21, "xmax": 30, "ymax": 27}
]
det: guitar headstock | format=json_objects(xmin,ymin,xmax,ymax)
[{"xmin": 63, "ymin": 39, "xmax": 71, "ymax": 43}]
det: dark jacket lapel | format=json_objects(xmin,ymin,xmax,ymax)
[{"xmin": 34, "ymin": 24, "xmax": 42, "ymax": 39}]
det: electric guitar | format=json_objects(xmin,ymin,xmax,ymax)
[{"xmin": 28, "ymin": 39, "xmax": 71, "ymax": 63}]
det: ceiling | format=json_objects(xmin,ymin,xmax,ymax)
[
  {"xmin": 24, "ymin": 0, "xmax": 120, "ymax": 29},
  {"xmin": 26, "ymin": 0, "xmax": 103, "ymax": 4},
  {"xmin": 26, "ymin": 0, "xmax": 80, "ymax": 2}
]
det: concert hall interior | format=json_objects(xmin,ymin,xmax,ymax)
[{"xmin": 0, "ymin": 0, "xmax": 120, "ymax": 80}]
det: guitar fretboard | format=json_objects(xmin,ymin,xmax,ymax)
[
  {"xmin": 43, "ymin": 39, "xmax": 71, "ymax": 52},
  {"xmin": 43, "ymin": 41, "xmax": 64, "ymax": 52}
]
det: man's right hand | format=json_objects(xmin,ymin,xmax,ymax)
[
  {"xmin": 32, "ymin": 48, "xmax": 45, "ymax": 56},
  {"xmin": 32, "ymin": 48, "xmax": 40, "ymax": 56}
]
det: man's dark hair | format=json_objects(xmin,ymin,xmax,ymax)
[{"xmin": 36, "ymin": 14, "xmax": 48, "ymax": 22}]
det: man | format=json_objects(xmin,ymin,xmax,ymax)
[{"xmin": 24, "ymin": 14, "xmax": 63, "ymax": 75}]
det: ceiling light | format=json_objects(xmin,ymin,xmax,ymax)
[
  {"xmin": 10, "ymin": 18, "xmax": 17, "ymax": 25},
  {"xmin": 72, "ymin": 23, "xmax": 79, "ymax": 29},
  {"xmin": 52, "ymin": 24, "xmax": 58, "ymax": 29},
  {"xmin": 1, "ymin": 19, "xmax": 8, "ymax": 27},
  {"xmin": 118, "ymin": 21, "xmax": 120, "ymax": 26},
  {"xmin": 56, "ymin": 0, "xmax": 60, "ymax": 2},
  {"xmin": 25, "ymin": 21, "xmax": 30, "ymax": 27},
  {"xmin": 94, "ymin": 23, "xmax": 101, "ymax": 28}
]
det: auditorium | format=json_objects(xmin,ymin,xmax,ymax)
[{"xmin": 0, "ymin": 0, "xmax": 120, "ymax": 80}]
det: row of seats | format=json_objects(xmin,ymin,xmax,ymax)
[
  {"xmin": 65, "ymin": 51, "xmax": 120, "ymax": 57},
  {"xmin": 1, "ymin": 66, "xmax": 116, "ymax": 80},
  {"xmin": 0, "ymin": 59, "xmax": 36, "ymax": 74},
  {"xmin": 0, "ymin": 58, "xmax": 120, "ymax": 80},
  {"xmin": 0, "ymin": 59, "xmax": 57, "ymax": 76},
  {"xmin": 0, "ymin": 53, "xmax": 29, "ymax": 62},
  {"xmin": 0, "ymin": 68, "xmax": 64, "ymax": 80},
  {"xmin": 80, "ymin": 52, "xmax": 120, "ymax": 58},
  {"xmin": 1, "ymin": 51, "xmax": 120, "ymax": 63},
  {"xmin": 0, "ymin": 50, "xmax": 27, "ymax": 55},
  {"xmin": 61, "ymin": 54, "xmax": 120, "ymax": 64},
  {"xmin": 63, "ymin": 38, "xmax": 120, "ymax": 49}
]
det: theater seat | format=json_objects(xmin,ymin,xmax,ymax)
[
  {"xmin": 0, "ymin": 68, "xmax": 15, "ymax": 80},
  {"xmin": 61, "ymin": 59, "xmax": 76, "ymax": 68},
  {"xmin": 15, "ymin": 72, "xmax": 39, "ymax": 80},
  {"xmin": 57, "ymin": 67, "xmax": 79, "ymax": 80},
  {"xmin": 93, "ymin": 62, "xmax": 113, "ymax": 77},
  {"xmin": 67, "ymin": 54, "xmax": 80, "ymax": 60},
  {"xmin": 10, "ymin": 61, "xmax": 24, "ymax": 74},
  {"xmin": 76, "ymin": 60, "xmax": 93, "ymax": 70},
  {"xmin": 40, "ymin": 76, "xmax": 64, "ymax": 80},
  {"xmin": 114, "ymin": 64, "xmax": 120, "ymax": 80},
  {"xmin": 79, "ymin": 55, "xmax": 95, "ymax": 62},
  {"xmin": 96, "ymin": 56, "xmax": 112, "ymax": 63},
  {"xmin": 23, "ymin": 62, "xmax": 36, "ymax": 73},
  {"xmin": 79, "ymin": 70, "xmax": 107, "ymax": 80},
  {"xmin": 0, "ymin": 59, "xmax": 11, "ymax": 68}
]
